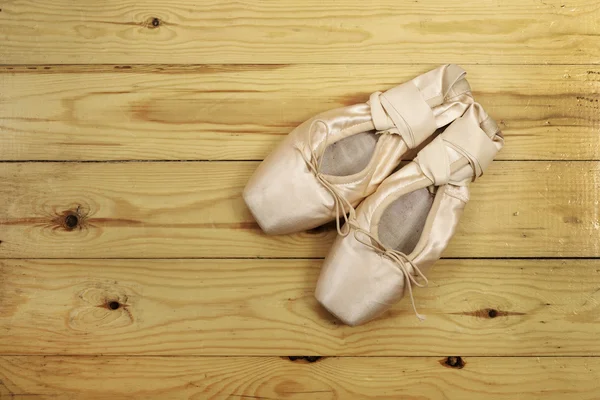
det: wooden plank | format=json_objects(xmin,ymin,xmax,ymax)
[
  {"xmin": 0, "ymin": 0, "xmax": 598, "ymax": 65},
  {"xmin": 1, "ymin": 356, "xmax": 600, "ymax": 399},
  {"xmin": 1, "ymin": 64, "xmax": 599, "ymax": 161},
  {"xmin": 0, "ymin": 161, "xmax": 597, "ymax": 258},
  {"xmin": 1, "ymin": 259, "xmax": 599, "ymax": 356}
]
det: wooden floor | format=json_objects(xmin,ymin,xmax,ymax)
[{"xmin": 1, "ymin": 0, "xmax": 599, "ymax": 399}]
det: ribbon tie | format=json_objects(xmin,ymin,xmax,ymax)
[
  {"xmin": 368, "ymin": 82, "xmax": 437, "ymax": 149},
  {"xmin": 415, "ymin": 114, "xmax": 500, "ymax": 186}
]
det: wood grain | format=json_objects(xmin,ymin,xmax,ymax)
[
  {"xmin": 1, "ymin": 64, "xmax": 599, "ymax": 161},
  {"xmin": 1, "ymin": 0, "xmax": 599, "ymax": 65},
  {"xmin": 1, "ymin": 356, "xmax": 600, "ymax": 399},
  {"xmin": 0, "ymin": 161, "xmax": 597, "ymax": 259},
  {"xmin": 1, "ymin": 259, "xmax": 599, "ymax": 356},
  {"xmin": 2, "ymin": 0, "xmax": 599, "ymax": 397}
]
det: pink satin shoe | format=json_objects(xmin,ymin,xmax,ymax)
[
  {"xmin": 315, "ymin": 103, "xmax": 504, "ymax": 326},
  {"xmin": 243, "ymin": 65, "xmax": 473, "ymax": 235}
]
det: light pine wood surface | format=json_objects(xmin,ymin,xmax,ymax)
[
  {"xmin": 0, "ymin": 259, "xmax": 598, "ymax": 356},
  {"xmin": 1, "ymin": 0, "xmax": 599, "ymax": 65},
  {"xmin": 0, "ymin": 161, "xmax": 597, "ymax": 258},
  {"xmin": 1, "ymin": 64, "xmax": 599, "ymax": 161},
  {"xmin": 1, "ymin": 356, "xmax": 600, "ymax": 400},
  {"xmin": 1, "ymin": 0, "xmax": 600, "ymax": 398}
]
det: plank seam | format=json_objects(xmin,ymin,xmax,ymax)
[
  {"xmin": 0, "ymin": 160, "xmax": 597, "ymax": 163},
  {"xmin": 1, "ymin": 257, "xmax": 599, "ymax": 260},
  {"xmin": 1, "ymin": 63, "xmax": 600, "ymax": 67},
  {"xmin": 2, "ymin": 355, "xmax": 600, "ymax": 358}
]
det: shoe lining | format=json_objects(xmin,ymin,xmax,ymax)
[
  {"xmin": 319, "ymin": 131, "xmax": 379, "ymax": 176},
  {"xmin": 378, "ymin": 188, "xmax": 435, "ymax": 255}
]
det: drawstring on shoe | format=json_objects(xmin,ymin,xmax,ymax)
[
  {"xmin": 297, "ymin": 120, "xmax": 356, "ymax": 237},
  {"xmin": 353, "ymin": 226, "xmax": 429, "ymax": 321},
  {"xmin": 296, "ymin": 119, "xmax": 429, "ymax": 320}
]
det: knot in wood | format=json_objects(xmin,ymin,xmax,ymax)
[
  {"xmin": 443, "ymin": 356, "xmax": 465, "ymax": 369},
  {"xmin": 64, "ymin": 213, "xmax": 79, "ymax": 229}
]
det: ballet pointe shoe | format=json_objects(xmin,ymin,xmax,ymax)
[
  {"xmin": 316, "ymin": 103, "xmax": 504, "ymax": 326},
  {"xmin": 244, "ymin": 64, "xmax": 473, "ymax": 235}
]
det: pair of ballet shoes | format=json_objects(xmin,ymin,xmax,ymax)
[{"xmin": 244, "ymin": 65, "xmax": 503, "ymax": 326}]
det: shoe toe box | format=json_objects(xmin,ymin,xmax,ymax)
[
  {"xmin": 315, "ymin": 232, "xmax": 406, "ymax": 326},
  {"xmin": 243, "ymin": 141, "xmax": 336, "ymax": 235}
]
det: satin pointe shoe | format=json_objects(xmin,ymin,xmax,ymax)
[
  {"xmin": 315, "ymin": 103, "xmax": 504, "ymax": 326},
  {"xmin": 243, "ymin": 64, "xmax": 474, "ymax": 235}
]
